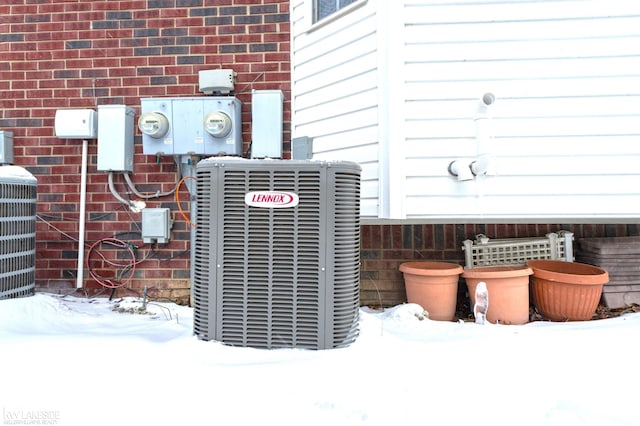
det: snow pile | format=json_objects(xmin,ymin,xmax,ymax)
[
  {"xmin": 0, "ymin": 293, "xmax": 637, "ymax": 426},
  {"xmin": 0, "ymin": 164, "xmax": 36, "ymax": 181}
]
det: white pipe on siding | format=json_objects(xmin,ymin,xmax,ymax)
[{"xmin": 472, "ymin": 93, "xmax": 496, "ymax": 177}]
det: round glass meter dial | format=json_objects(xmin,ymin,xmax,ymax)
[
  {"xmin": 204, "ymin": 111, "xmax": 232, "ymax": 138},
  {"xmin": 138, "ymin": 112, "xmax": 169, "ymax": 138}
]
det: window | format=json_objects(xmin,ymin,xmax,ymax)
[{"xmin": 314, "ymin": 0, "xmax": 358, "ymax": 22}]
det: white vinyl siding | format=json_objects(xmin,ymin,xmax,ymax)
[
  {"xmin": 292, "ymin": 0, "xmax": 640, "ymax": 222},
  {"xmin": 292, "ymin": 0, "xmax": 381, "ymax": 217}
]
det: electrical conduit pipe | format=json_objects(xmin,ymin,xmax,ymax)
[
  {"xmin": 108, "ymin": 172, "xmax": 146, "ymax": 212},
  {"xmin": 76, "ymin": 139, "xmax": 88, "ymax": 288}
]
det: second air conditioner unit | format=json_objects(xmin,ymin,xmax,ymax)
[{"xmin": 1, "ymin": 166, "xmax": 37, "ymax": 300}]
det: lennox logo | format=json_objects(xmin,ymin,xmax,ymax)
[{"xmin": 245, "ymin": 191, "xmax": 299, "ymax": 208}]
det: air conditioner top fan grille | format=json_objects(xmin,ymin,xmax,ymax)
[{"xmin": 193, "ymin": 159, "xmax": 361, "ymax": 349}]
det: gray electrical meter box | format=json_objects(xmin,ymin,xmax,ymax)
[
  {"xmin": 97, "ymin": 105, "xmax": 135, "ymax": 172},
  {"xmin": 139, "ymin": 97, "xmax": 242, "ymax": 157}
]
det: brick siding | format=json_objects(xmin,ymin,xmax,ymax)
[
  {"xmin": 1, "ymin": 0, "xmax": 291, "ymax": 301},
  {"xmin": 361, "ymin": 223, "xmax": 640, "ymax": 308}
]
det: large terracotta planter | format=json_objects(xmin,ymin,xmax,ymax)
[
  {"xmin": 527, "ymin": 260, "xmax": 609, "ymax": 321},
  {"xmin": 399, "ymin": 261, "xmax": 463, "ymax": 321},
  {"xmin": 462, "ymin": 265, "xmax": 533, "ymax": 325}
]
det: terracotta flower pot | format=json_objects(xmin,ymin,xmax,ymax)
[
  {"xmin": 399, "ymin": 261, "xmax": 463, "ymax": 321},
  {"xmin": 462, "ymin": 265, "xmax": 533, "ymax": 325},
  {"xmin": 526, "ymin": 260, "xmax": 609, "ymax": 321}
]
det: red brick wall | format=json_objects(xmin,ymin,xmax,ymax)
[
  {"xmin": 1, "ymin": 0, "xmax": 291, "ymax": 302},
  {"xmin": 361, "ymin": 223, "xmax": 640, "ymax": 307}
]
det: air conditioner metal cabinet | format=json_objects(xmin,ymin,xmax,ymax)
[
  {"xmin": 193, "ymin": 158, "xmax": 361, "ymax": 349},
  {"xmin": 0, "ymin": 166, "xmax": 37, "ymax": 300}
]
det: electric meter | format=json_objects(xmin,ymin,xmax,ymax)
[
  {"xmin": 204, "ymin": 111, "xmax": 232, "ymax": 138},
  {"xmin": 138, "ymin": 112, "xmax": 169, "ymax": 138}
]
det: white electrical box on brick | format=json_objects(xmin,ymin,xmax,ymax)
[
  {"xmin": 251, "ymin": 90, "xmax": 284, "ymax": 158},
  {"xmin": 97, "ymin": 105, "xmax": 135, "ymax": 172},
  {"xmin": 54, "ymin": 109, "xmax": 97, "ymax": 139},
  {"xmin": 198, "ymin": 69, "xmax": 236, "ymax": 95},
  {"xmin": 142, "ymin": 208, "xmax": 172, "ymax": 244}
]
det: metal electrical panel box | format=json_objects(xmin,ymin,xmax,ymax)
[
  {"xmin": 97, "ymin": 105, "xmax": 135, "ymax": 172},
  {"xmin": 139, "ymin": 97, "xmax": 242, "ymax": 157},
  {"xmin": 0, "ymin": 131, "xmax": 14, "ymax": 165},
  {"xmin": 251, "ymin": 90, "xmax": 284, "ymax": 158},
  {"xmin": 292, "ymin": 136, "xmax": 313, "ymax": 160},
  {"xmin": 142, "ymin": 208, "xmax": 172, "ymax": 244},
  {"xmin": 54, "ymin": 109, "xmax": 97, "ymax": 139}
]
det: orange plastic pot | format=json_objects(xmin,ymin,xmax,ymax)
[
  {"xmin": 399, "ymin": 261, "xmax": 463, "ymax": 321},
  {"xmin": 527, "ymin": 260, "xmax": 609, "ymax": 321},
  {"xmin": 462, "ymin": 265, "xmax": 533, "ymax": 325}
]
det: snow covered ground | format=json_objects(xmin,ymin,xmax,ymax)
[{"xmin": 0, "ymin": 293, "xmax": 637, "ymax": 426}]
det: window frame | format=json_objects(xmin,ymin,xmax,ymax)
[{"xmin": 312, "ymin": 0, "xmax": 362, "ymax": 24}]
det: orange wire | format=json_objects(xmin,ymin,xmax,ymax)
[{"xmin": 176, "ymin": 175, "xmax": 196, "ymax": 228}]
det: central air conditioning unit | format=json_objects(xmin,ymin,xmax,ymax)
[
  {"xmin": 193, "ymin": 158, "xmax": 361, "ymax": 349},
  {"xmin": 0, "ymin": 166, "xmax": 37, "ymax": 300}
]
